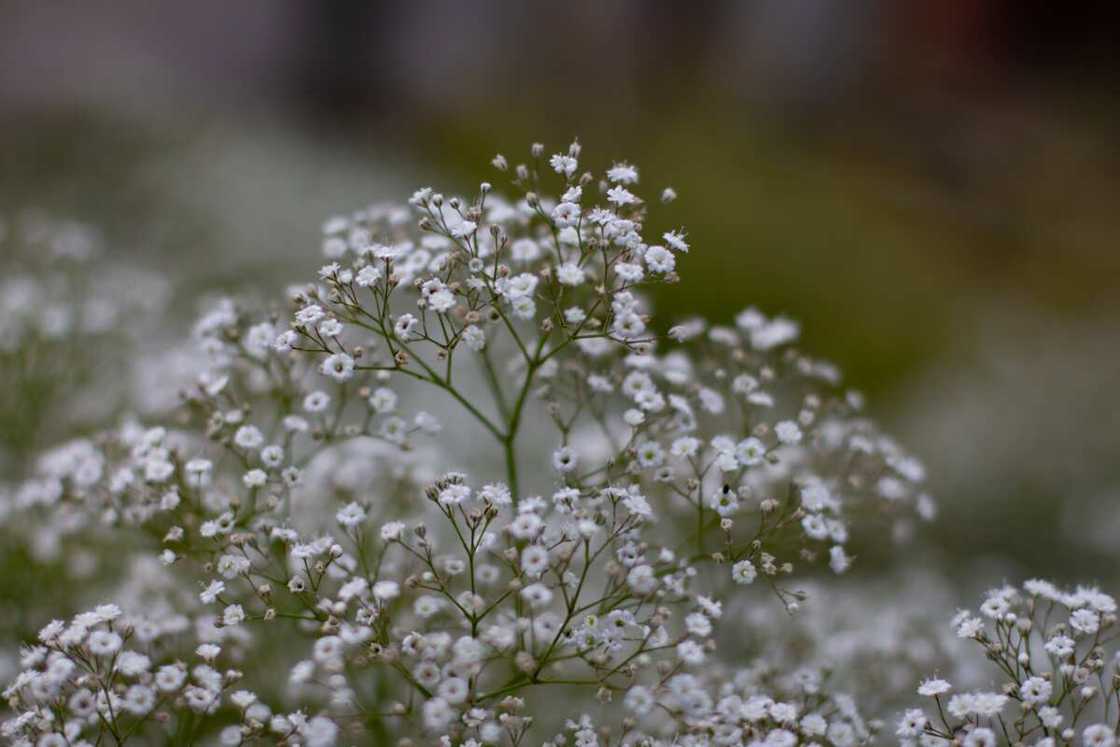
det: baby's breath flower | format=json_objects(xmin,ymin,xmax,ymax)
[{"xmin": 0, "ymin": 142, "xmax": 948, "ymax": 747}]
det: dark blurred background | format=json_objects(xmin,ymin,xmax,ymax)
[{"xmin": 2, "ymin": 0, "xmax": 1118, "ymax": 581}]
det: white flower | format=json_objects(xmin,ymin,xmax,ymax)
[
  {"xmin": 123, "ymin": 684, "xmax": 156, "ymax": 715},
  {"xmin": 318, "ymin": 317, "xmax": 343, "ymax": 337},
  {"xmin": 423, "ymin": 698, "xmax": 455, "ymax": 731},
  {"xmin": 732, "ymin": 559, "xmax": 757, "ymax": 585},
  {"xmin": 295, "ymin": 304, "xmax": 325, "ymax": 326},
  {"xmin": 564, "ymin": 306, "xmax": 586, "ymax": 324},
  {"xmin": 627, "ymin": 565, "xmax": 657, "ymax": 595},
  {"xmin": 1083, "ymin": 725, "xmax": 1117, "ymax": 747},
  {"xmin": 621, "ymin": 491, "xmax": 653, "ymax": 519},
  {"xmin": 355, "ymin": 265, "xmax": 382, "ymax": 287},
  {"xmin": 450, "ymin": 220, "xmax": 476, "ymax": 239},
  {"xmin": 606, "ymin": 185, "xmax": 638, "ymax": 206},
  {"xmin": 520, "ymin": 583, "xmax": 553, "ymax": 608},
  {"xmin": 243, "ymin": 468, "xmax": 267, "ymax": 488},
  {"xmin": 774, "ymin": 420, "xmax": 802, "ymax": 445},
  {"xmin": 551, "ymin": 202, "xmax": 581, "ymax": 227},
  {"xmin": 1070, "ymin": 608, "xmax": 1100, "ymax": 635},
  {"xmin": 663, "ymin": 229, "xmax": 689, "ymax": 252},
  {"xmin": 304, "ymin": 390, "xmax": 330, "ymax": 412},
  {"xmin": 676, "ymin": 639, "xmax": 705, "ymax": 664},
  {"xmin": 644, "ymin": 245, "xmax": 675, "ymax": 274},
  {"xmin": 368, "ymin": 387, "xmax": 397, "ymax": 413},
  {"xmin": 735, "ymin": 437, "xmax": 766, "ymax": 467},
  {"xmin": 614, "ymin": 262, "xmax": 644, "ymax": 283},
  {"xmin": 556, "ymin": 262, "xmax": 585, "ymax": 286},
  {"xmin": 233, "ymin": 425, "xmax": 264, "ymax": 450},
  {"xmin": 68, "ymin": 689, "xmax": 97, "ymax": 717},
  {"xmin": 511, "ymin": 295, "xmax": 536, "ymax": 319},
  {"xmin": 508, "ymin": 513, "xmax": 543, "ymax": 541},
  {"xmin": 801, "ymin": 514, "xmax": 828, "ymax": 540},
  {"xmin": 155, "ymin": 664, "xmax": 187, "ymax": 692},
  {"xmin": 1039, "ymin": 705, "xmax": 1063, "ymax": 728},
  {"xmin": 217, "ymin": 554, "xmax": 250, "ymax": 579},
  {"xmin": 751, "ymin": 315, "xmax": 800, "ymax": 350},
  {"xmin": 634, "ymin": 440, "xmax": 664, "ymax": 468},
  {"xmin": 413, "ymin": 595, "xmax": 444, "ymax": 618},
  {"xmin": 200, "ymin": 580, "xmax": 224, "ymax": 605},
  {"xmin": 503, "ymin": 272, "xmax": 539, "ymax": 300},
  {"xmin": 380, "ymin": 521, "xmax": 406, "ymax": 541},
  {"xmin": 313, "ymin": 636, "xmax": 343, "ymax": 665},
  {"xmin": 955, "ymin": 613, "xmax": 984, "ymax": 638},
  {"xmin": 425, "ymin": 285, "xmax": 457, "ymax": 313},
  {"xmin": 439, "ymin": 484, "xmax": 471, "ymax": 505},
  {"xmin": 474, "ymin": 483, "xmax": 511, "ymax": 505},
  {"xmin": 685, "ymin": 612, "xmax": 712, "ymax": 637},
  {"xmin": 116, "ymin": 650, "xmax": 152, "ymax": 676},
  {"xmin": 948, "ymin": 691, "xmax": 1007, "ymax": 718},
  {"xmin": 625, "ymin": 685, "xmax": 654, "ymax": 714},
  {"xmin": 223, "ymin": 604, "xmax": 245, "ymax": 626},
  {"xmin": 321, "ymin": 352, "xmax": 355, "ymax": 381},
  {"xmin": 394, "ymin": 313, "xmax": 419, "ymax": 340},
  {"xmin": 520, "ymin": 545, "xmax": 550, "ymax": 577},
  {"xmin": 438, "ymin": 676, "xmax": 469, "ymax": 704},
  {"xmin": 552, "ymin": 446, "xmax": 578, "ymax": 474},
  {"xmin": 896, "ymin": 709, "xmax": 927, "ymax": 738},
  {"xmin": 550, "ymin": 154, "xmax": 578, "ymax": 177},
  {"xmin": 88, "ymin": 630, "xmax": 122, "ymax": 656},
  {"xmin": 274, "ymin": 329, "xmax": 298, "ymax": 352},
  {"xmin": 302, "ymin": 716, "xmax": 339, "ymax": 747},
  {"xmin": 1045, "ymin": 634, "xmax": 1075, "ymax": 658},
  {"xmin": 374, "ymin": 242, "xmax": 407, "ymax": 260},
  {"xmin": 94, "ymin": 603, "xmax": 122, "ymax": 622},
  {"xmin": 1020, "ymin": 676, "xmax": 1052, "ymax": 704},
  {"xmin": 607, "ymin": 162, "xmax": 639, "ymax": 184},
  {"xmin": 336, "ymin": 502, "xmax": 367, "ymax": 528},
  {"xmin": 963, "ymin": 728, "xmax": 997, "ymax": 747},
  {"xmin": 462, "ymin": 325, "xmax": 486, "ymax": 351}
]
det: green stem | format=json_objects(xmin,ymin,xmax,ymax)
[
  {"xmin": 697, "ymin": 499, "xmax": 704, "ymax": 555},
  {"xmin": 504, "ymin": 436, "xmax": 520, "ymax": 504},
  {"xmin": 502, "ymin": 349, "xmax": 542, "ymax": 504}
]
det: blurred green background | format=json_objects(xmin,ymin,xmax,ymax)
[{"xmin": 1, "ymin": 1, "xmax": 1118, "ymax": 592}]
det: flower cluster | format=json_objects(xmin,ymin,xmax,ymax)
[
  {"xmin": 272, "ymin": 140, "xmax": 933, "ymax": 604},
  {"xmin": 0, "ymin": 211, "xmax": 169, "ymax": 464},
  {"xmin": 543, "ymin": 674, "xmax": 876, "ymax": 746},
  {"xmin": 1, "ymin": 602, "xmax": 343, "ymax": 746},
  {"xmin": 721, "ymin": 570, "xmax": 964, "ymax": 718},
  {"xmin": 899, "ymin": 581, "xmax": 1120, "ymax": 747},
  {"xmin": 2, "ymin": 142, "xmax": 939, "ymax": 745}
]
